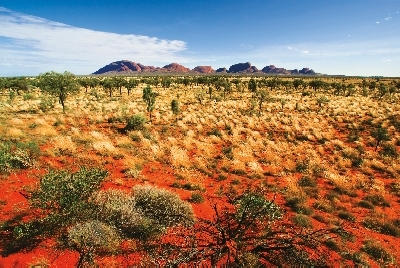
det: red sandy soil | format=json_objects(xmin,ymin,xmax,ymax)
[{"xmin": 1, "ymin": 127, "xmax": 400, "ymax": 267}]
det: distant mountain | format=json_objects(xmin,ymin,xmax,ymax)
[{"xmin": 92, "ymin": 60, "xmax": 317, "ymax": 75}]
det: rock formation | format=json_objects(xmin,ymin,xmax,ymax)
[
  {"xmin": 92, "ymin": 60, "xmax": 158, "ymax": 74},
  {"xmin": 92, "ymin": 60, "xmax": 319, "ymax": 75},
  {"xmin": 192, "ymin": 66, "xmax": 215, "ymax": 73},
  {"xmin": 228, "ymin": 62, "xmax": 259, "ymax": 73},
  {"xmin": 162, "ymin": 63, "xmax": 190, "ymax": 73},
  {"xmin": 216, "ymin": 67, "xmax": 228, "ymax": 73}
]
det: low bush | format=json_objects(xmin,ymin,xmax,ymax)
[
  {"xmin": 298, "ymin": 176, "xmax": 317, "ymax": 187},
  {"xmin": 357, "ymin": 200, "xmax": 374, "ymax": 209},
  {"xmin": 292, "ymin": 214, "xmax": 313, "ymax": 228},
  {"xmin": 189, "ymin": 191, "xmax": 205, "ymax": 203},
  {"xmin": 363, "ymin": 194, "xmax": 390, "ymax": 207},
  {"xmin": 124, "ymin": 114, "xmax": 147, "ymax": 131},
  {"xmin": 362, "ymin": 240, "xmax": 395, "ymax": 264},
  {"xmin": 337, "ymin": 210, "xmax": 355, "ymax": 222},
  {"xmin": 67, "ymin": 220, "xmax": 121, "ymax": 266},
  {"xmin": 0, "ymin": 141, "xmax": 39, "ymax": 175}
]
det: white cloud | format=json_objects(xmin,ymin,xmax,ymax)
[
  {"xmin": 301, "ymin": 50, "xmax": 309, "ymax": 54},
  {"xmin": 240, "ymin": 37, "xmax": 400, "ymax": 76},
  {"xmin": 0, "ymin": 7, "xmax": 187, "ymax": 75},
  {"xmin": 376, "ymin": 21, "xmax": 380, "ymax": 24}
]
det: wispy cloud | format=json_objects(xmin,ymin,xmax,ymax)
[
  {"xmin": 238, "ymin": 37, "xmax": 400, "ymax": 76},
  {"xmin": 0, "ymin": 7, "xmax": 187, "ymax": 75}
]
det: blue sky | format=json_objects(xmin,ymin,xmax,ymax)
[{"xmin": 0, "ymin": 0, "xmax": 399, "ymax": 76}]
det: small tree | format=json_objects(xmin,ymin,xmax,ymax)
[
  {"xmin": 371, "ymin": 127, "xmax": 391, "ymax": 151},
  {"xmin": 293, "ymin": 78, "xmax": 305, "ymax": 91},
  {"xmin": 126, "ymin": 79, "xmax": 139, "ymax": 96},
  {"xmin": 248, "ymin": 78, "xmax": 257, "ymax": 93},
  {"xmin": 255, "ymin": 90, "xmax": 269, "ymax": 116},
  {"xmin": 124, "ymin": 114, "xmax": 147, "ymax": 131},
  {"xmin": 67, "ymin": 220, "xmax": 121, "ymax": 267},
  {"xmin": 142, "ymin": 85, "xmax": 159, "ymax": 122},
  {"xmin": 158, "ymin": 188, "xmax": 344, "ymax": 266},
  {"xmin": 38, "ymin": 71, "xmax": 80, "ymax": 113},
  {"xmin": 316, "ymin": 95, "xmax": 329, "ymax": 109},
  {"xmin": 171, "ymin": 99, "xmax": 179, "ymax": 122},
  {"xmin": 101, "ymin": 78, "xmax": 116, "ymax": 98},
  {"xmin": 280, "ymin": 98, "xmax": 287, "ymax": 110}
]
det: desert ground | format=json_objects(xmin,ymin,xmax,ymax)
[{"xmin": 0, "ymin": 75, "xmax": 400, "ymax": 266}]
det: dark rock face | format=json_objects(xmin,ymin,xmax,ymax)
[
  {"xmin": 228, "ymin": 62, "xmax": 253, "ymax": 73},
  {"xmin": 192, "ymin": 66, "xmax": 215, "ymax": 73},
  {"xmin": 162, "ymin": 63, "xmax": 190, "ymax": 73},
  {"xmin": 216, "ymin": 67, "xmax": 228, "ymax": 73},
  {"xmin": 299, "ymin": 68, "xmax": 316, "ymax": 75},
  {"xmin": 261, "ymin": 65, "xmax": 316, "ymax": 75}
]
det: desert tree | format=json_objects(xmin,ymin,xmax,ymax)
[
  {"xmin": 368, "ymin": 81, "xmax": 377, "ymax": 93},
  {"xmin": 222, "ymin": 79, "xmax": 232, "ymax": 99},
  {"xmin": 100, "ymin": 78, "xmax": 115, "ymax": 98},
  {"xmin": 126, "ymin": 78, "xmax": 139, "ymax": 96},
  {"xmin": 171, "ymin": 99, "xmax": 179, "ymax": 122},
  {"xmin": 37, "ymin": 71, "xmax": 80, "ymax": 113},
  {"xmin": 78, "ymin": 77, "xmax": 91, "ymax": 93},
  {"xmin": 161, "ymin": 77, "xmax": 173, "ymax": 89},
  {"xmin": 248, "ymin": 78, "xmax": 257, "ymax": 93},
  {"xmin": 378, "ymin": 83, "xmax": 388, "ymax": 98},
  {"xmin": 195, "ymin": 89, "xmax": 206, "ymax": 104},
  {"xmin": 371, "ymin": 127, "xmax": 391, "ymax": 151},
  {"xmin": 208, "ymin": 86, "xmax": 213, "ymax": 100},
  {"xmin": 231, "ymin": 78, "xmax": 241, "ymax": 91},
  {"xmin": 112, "ymin": 76, "xmax": 126, "ymax": 95},
  {"xmin": 293, "ymin": 78, "xmax": 305, "ymax": 92},
  {"xmin": 316, "ymin": 95, "xmax": 329, "ymax": 109},
  {"xmin": 346, "ymin": 83, "xmax": 356, "ymax": 96},
  {"xmin": 255, "ymin": 90, "xmax": 269, "ymax": 116},
  {"xmin": 142, "ymin": 85, "xmax": 159, "ymax": 122},
  {"xmin": 308, "ymin": 79, "xmax": 324, "ymax": 93},
  {"xmin": 279, "ymin": 98, "xmax": 287, "ymax": 110},
  {"xmin": 281, "ymin": 80, "xmax": 292, "ymax": 92},
  {"xmin": 158, "ymin": 188, "xmax": 345, "ymax": 266}
]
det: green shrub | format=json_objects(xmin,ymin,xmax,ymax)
[
  {"xmin": 67, "ymin": 220, "xmax": 121, "ymax": 265},
  {"xmin": 23, "ymin": 93, "xmax": 35, "ymax": 101},
  {"xmin": 38, "ymin": 95, "xmax": 55, "ymax": 112},
  {"xmin": 295, "ymin": 160, "xmax": 308, "ymax": 172},
  {"xmin": 358, "ymin": 200, "xmax": 374, "ymax": 209},
  {"xmin": 207, "ymin": 128, "xmax": 222, "ymax": 137},
  {"xmin": 381, "ymin": 143, "xmax": 398, "ymax": 157},
  {"xmin": 189, "ymin": 191, "xmax": 205, "ymax": 203},
  {"xmin": 93, "ymin": 189, "xmax": 156, "ymax": 239},
  {"xmin": 324, "ymin": 238, "xmax": 340, "ymax": 251},
  {"xmin": 217, "ymin": 173, "xmax": 227, "ymax": 181},
  {"xmin": 363, "ymin": 194, "xmax": 390, "ymax": 207},
  {"xmin": 337, "ymin": 210, "xmax": 355, "ymax": 222},
  {"xmin": 362, "ymin": 240, "xmax": 395, "ymax": 264},
  {"xmin": 182, "ymin": 183, "xmax": 202, "ymax": 191},
  {"xmin": 232, "ymin": 169, "xmax": 247, "ymax": 176},
  {"xmin": 0, "ymin": 141, "xmax": 39, "ymax": 174},
  {"xmin": 222, "ymin": 146, "xmax": 234, "ymax": 160},
  {"xmin": 132, "ymin": 185, "xmax": 195, "ymax": 228},
  {"xmin": 363, "ymin": 217, "xmax": 400, "ymax": 237},
  {"xmin": 124, "ymin": 114, "xmax": 147, "ymax": 131},
  {"xmin": 29, "ymin": 167, "xmax": 108, "ymax": 224},
  {"xmin": 298, "ymin": 176, "xmax": 316, "ymax": 187},
  {"xmin": 292, "ymin": 214, "xmax": 313, "ymax": 228}
]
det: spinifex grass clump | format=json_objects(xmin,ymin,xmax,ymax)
[
  {"xmin": 0, "ymin": 140, "xmax": 39, "ymax": 175},
  {"xmin": 1, "ymin": 167, "xmax": 195, "ymax": 267}
]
